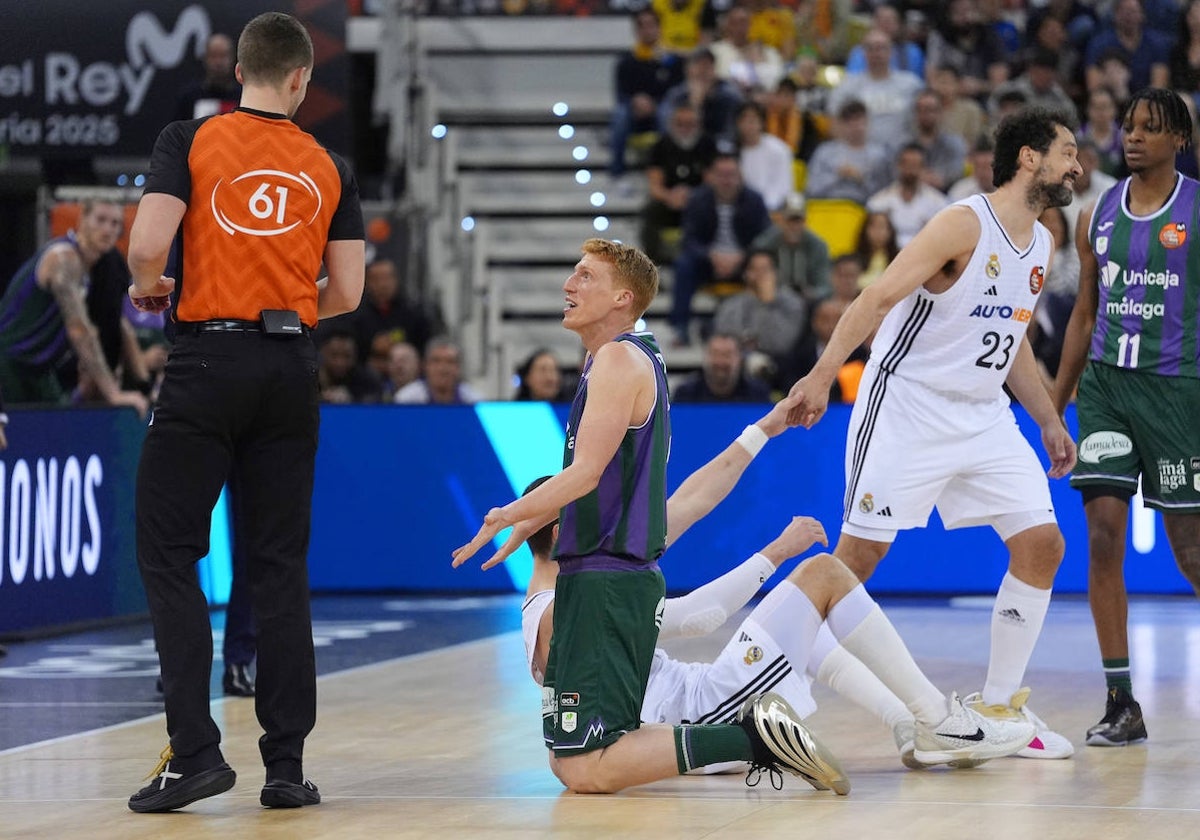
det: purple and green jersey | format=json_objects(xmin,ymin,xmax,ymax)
[
  {"xmin": 1088, "ymin": 175, "xmax": 1200, "ymax": 378},
  {"xmin": 554, "ymin": 331, "xmax": 671, "ymax": 570},
  {"xmin": 0, "ymin": 233, "xmax": 84, "ymax": 370}
]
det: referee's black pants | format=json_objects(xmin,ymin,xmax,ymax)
[{"xmin": 136, "ymin": 330, "xmax": 320, "ymax": 776}]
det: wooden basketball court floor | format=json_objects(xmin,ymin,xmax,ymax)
[{"xmin": 1, "ymin": 594, "xmax": 1198, "ymax": 839}]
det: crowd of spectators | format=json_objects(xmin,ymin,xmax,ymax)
[{"xmin": 603, "ymin": 0, "xmax": 1200, "ymax": 404}]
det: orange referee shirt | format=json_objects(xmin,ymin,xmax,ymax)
[{"xmin": 144, "ymin": 107, "xmax": 364, "ymax": 328}]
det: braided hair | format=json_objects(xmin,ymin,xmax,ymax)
[{"xmin": 1122, "ymin": 87, "xmax": 1194, "ymax": 149}]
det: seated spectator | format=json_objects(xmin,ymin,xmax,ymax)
[
  {"xmin": 711, "ymin": 5, "xmax": 785, "ymax": 96},
  {"xmin": 343, "ymin": 257, "xmax": 436, "ymax": 365},
  {"xmin": 854, "ymin": 211, "xmax": 899, "ymax": 290},
  {"xmin": 992, "ymin": 89, "xmax": 1029, "ymax": 123},
  {"xmin": 988, "ymin": 48, "xmax": 1075, "ymax": 122},
  {"xmin": 735, "ymin": 101, "xmax": 794, "ymax": 211},
  {"xmin": 905, "ymin": 89, "xmax": 967, "ymax": 192},
  {"xmin": 791, "ymin": 52, "xmax": 831, "ymax": 117},
  {"xmin": 610, "ymin": 9, "xmax": 684, "ymax": 183},
  {"xmin": 787, "ymin": 296, "xmax": 869, "ymax": 401},
  {"xmin": 1169, "ymin": 0, "xmax": 1200, "ymax": 95},
  {"xmin": 750, "ymin": 193, "xmax": 831, "ymax": 301},
  {"xmin": 1078, "ymin": 86, "xmax": 1124, "ymax": 178},
  {"xmin": 672, "ymin": 332, "xmax": 772, "ymax": 402},
  {"xmin": 670, "ymin": 152, "xmax": 772, "ymax": 345},
  {"xmin": 318, "ymin": 331, "xmax": 381, "ymax": 404},
  {"xmin": 381, "ymin": 341, "xmax": 420, "ymax": 402},
  {"xmin": 827, "ymin": 253, "xmax": 864, "ymax": 306},
  {"xmin": 1021, "ymin": 11, "xmax": 1083, "ymax": 103},
  {"xmin": 867, "ymin": 143, "xmax": 949, "ymax": 247},
  {"xmin": 845, "ymin": 3, "xmax": 925, "ymax": 79},
  {"xmin": 947, "ymin": 135, "xmax": 995, "ymax": 202},
  {"xmin": 514, "ymin": 348, "xmax": 570, "ymax": 402},
  {"xmin": 804, "ymin": 99, "xmax": 891, "ymax": 204},
  {"xmin": 394, "ymin": 336, "xmax": 480, "ymax": 405},
  {"xmin": 660, "ymin": 46, "xmax": 743, "ymax": 143},
  {"xmin": 641, "ymin": 102, "xmax": 717, "ymax": 264},
  {"xmin": 1083, "ymin": 0, "xmax": 1170, "ymax": 95},
  {"xmin": 924, "ymin": 0, "xmax": 1011, "ymax": 101},
  {"xmin": 712, "ymin": 248, "xmax": 807, "ymax": 388},
  {"xmin": 827, "ymin": 28, "xmax": 923, "ymax": 155},
  {"xmin": 174, "ymin": 33, "xmax": 240, "ymax": 122},
  {"xmin": 928, "ymin": 63, "xmax": 986, "ymax": 150},
  {"xmin": 764, "ymin": 77, "xmax": 824, "ymax": 162}
]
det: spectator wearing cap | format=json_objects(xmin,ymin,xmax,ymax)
[
  {"xmin": 750, "ymin": 193, "xmax": 831, "ymax": 302},
  {"xmin": 988, "ymin": 48, "xmax": 1075, "ymax": 121},
  {"xmin": 804, "ymin": 100, "xmax": 891, "ymax": 204},
  {"xmin": 735, "ymin": 101, "xmax": 794, "ymax": 211},
  {"xmin": 659, "ymin": 46, "xmax": 744, "ymax": 143}
]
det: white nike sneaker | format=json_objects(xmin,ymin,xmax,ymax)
[
  {"xmin": 892, "ymin": 719, "xmax": 925, "ymax": 769},
  {"xmin": 968, "ymin": 688, "xmax": 1074, "ymax": 760},
  {"xmin": 913, "ymin": 691, "xmax": 1035, "ymax": 766}
]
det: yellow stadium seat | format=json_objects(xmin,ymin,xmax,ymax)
[
  {"xmin": 792, "ymin": 160, "xmax": 807, "ymax": 192},
  {"xmin": 804, "ymin": 198, "xmax": 867, "ymax": 257}
]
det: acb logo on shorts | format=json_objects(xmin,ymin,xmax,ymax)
[{"xmin": 210, "ymin": 168, "xmax": 323, "ymax": 237}]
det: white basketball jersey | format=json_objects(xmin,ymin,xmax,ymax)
[{"xmin": 869, "ymin": 194, "xmax": 1051, "ymax": 401}]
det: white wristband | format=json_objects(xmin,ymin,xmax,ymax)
[{"xmin": 735, "ymin": 424, "xmax": 768, "ymax": 458}]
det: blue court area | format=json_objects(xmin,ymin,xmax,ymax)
[{"xmin": 0, "ymin": 594, "xmax": 523, "ymax": 753}]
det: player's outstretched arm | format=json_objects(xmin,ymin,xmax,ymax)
[
  {"xmin": 786, "ymin": 204, "xmax": 980, "ymax": 428},
  {"xmin": 452, "ymin": 341, "xmax": 650, "ymax": 570},
  {"xmin": 658, "ymin": 515, "xmax": 827, "ymax": 640},
  {"xmin": 665, "ymin": 395, "xmax": 800, "ymax": 547}
]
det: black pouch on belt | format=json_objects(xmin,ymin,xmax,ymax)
[{"xmin": 260, "ymin": 309, "xmax": 304, "ymax": 336}]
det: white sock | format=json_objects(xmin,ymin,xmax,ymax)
[
  {"xmin": 828, "ymin": 584, "xmax": 948, "ymax": 726},
  {"xmin": 808, "ymin": 624, "xmax": 911, "ymax": 730},
  {"xmin": 982, "ymin": 572, "xmax": 1051, "ymax": 706}
]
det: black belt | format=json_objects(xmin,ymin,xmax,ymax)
[{"xmin": 175, "ymin": 319, "xmax": 312, "ymax": 337}]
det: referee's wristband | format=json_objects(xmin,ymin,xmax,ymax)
[{"xmin": 735, "ymin": 424, "xmax": 768, "ymax": 458}]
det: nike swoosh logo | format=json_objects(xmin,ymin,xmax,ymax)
[
  {"xmin": 936, "ymin": 727, "xmax": 985, "ymax": 742},
  {"xmin": 1098, "ymin": 222, "xmax": 1114, "ymax": 231}
]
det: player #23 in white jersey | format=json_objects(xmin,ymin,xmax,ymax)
[{"xmin": 869, "ymin": 193, "xmax": 1052, "ymax": 402}]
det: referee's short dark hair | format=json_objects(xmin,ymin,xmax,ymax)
[{"xmin": 238, "ymin": 12, "xmax": 314, "ymax": 86}]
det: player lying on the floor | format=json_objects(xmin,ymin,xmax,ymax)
[{"xmin": 522, "ymin": 397, "xmax": 1038, "ymax": 780}]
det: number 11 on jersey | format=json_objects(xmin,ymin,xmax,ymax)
[{"xmin": 1116, "ymin": 332, "xmax": 1140, "ymax": 368}]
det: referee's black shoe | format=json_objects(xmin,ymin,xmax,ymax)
[
  {"xmin": 223, "ymin": 662, "xmax": 256, "ymax": 697},
  {"xmin": 128, "ymin": 746, "xmax": 236, "ymax": 813},
  {"xmin": 261, "ymin": 778, "xmax": 321, "ymax": 808}
]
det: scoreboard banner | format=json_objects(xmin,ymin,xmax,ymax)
[{"xmin": 1, "ymin": 1, "xmax": 349, "ymax": 158}]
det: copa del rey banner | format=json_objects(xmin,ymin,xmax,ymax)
[{"xmin": 0, "ymin": 0, "xmax": 349, "ymax": 158}]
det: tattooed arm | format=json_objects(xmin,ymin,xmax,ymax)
[{"xmin": 40, "ymin": 246, "xmax": 148, "ymax": 416}]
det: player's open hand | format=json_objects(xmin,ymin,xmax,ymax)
[
  {"xmin": 784, "ymin": 375, "xmax": 830, "ymax": 428},
  {"xmin": 760, "ymin": 516, "xmax": 828, "ymax": 567},
  {"xmin": 451, "ymin": 507, "xmax": 509, "ymax": 569},
  {"xmin": 1042, "ymin": 421, "xmax": 1077, "ymax": 479}
]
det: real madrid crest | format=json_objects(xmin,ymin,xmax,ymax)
[
  {"xmin": 986, "ymin": 253, "xmax": 1001, "ymax": 279},
  {"xmin": 744, "ymin": 645, "xmax": 764, "ymax": 665},
  {"xmin": 859, "ymin": 493, "xmax": 875, "ymax": 514},
  {"xmin": 1029, "ymin": 265, "xmax": 1045, "ymax": 294}
]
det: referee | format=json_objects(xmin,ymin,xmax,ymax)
[{"xmin": 125, "ymin": 13, "xmax": 364, "ymax": 813}]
